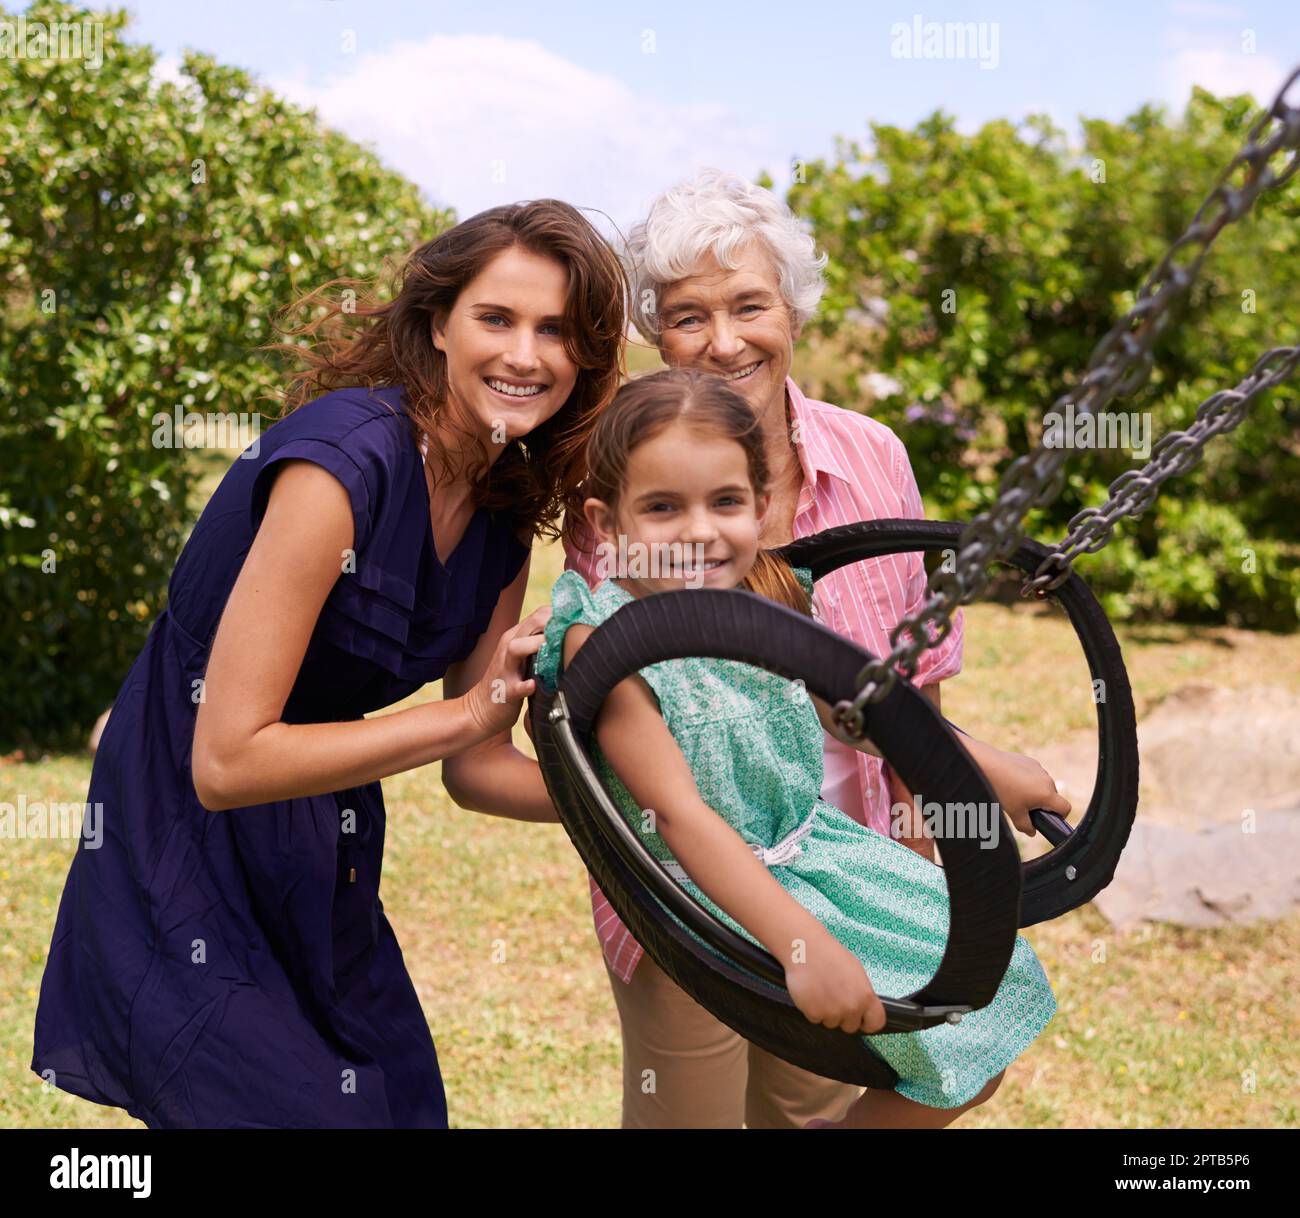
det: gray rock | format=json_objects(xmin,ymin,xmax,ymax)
[
  {"xmin": 1093, "ymin": 810, "xmax": 1300, "ymax": 931},
  {"xmin": 1028, "ymin": 683, "xmax": 1300, "ymax": 929}
]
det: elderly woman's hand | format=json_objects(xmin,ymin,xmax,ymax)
[{"xmin": 970, "ymin": 745, "xmax": 1072, "ymax": 837}]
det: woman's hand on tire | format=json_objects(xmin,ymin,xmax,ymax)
[{"xmin": 461, "ymin": 604, "xmax": 552, "ymax": 738}]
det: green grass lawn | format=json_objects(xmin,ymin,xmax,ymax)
[{"xmin": 3, "ymin": 429, "xmax": 1297, "ymax": 1128}]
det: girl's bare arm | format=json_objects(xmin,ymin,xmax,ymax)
[
  {"xmin": 563, "ymin": 624, "xmax": 834, "ymax": 966},
  {"xmin": 192, "ymin": 460, "xmax": 495, "ymax": 811},
  {"xmin": 812, "ymin": 681, "xmax": 1068, "ymax": 833}
]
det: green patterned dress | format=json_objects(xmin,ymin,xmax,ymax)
[{"xmin": 535, "ymin": 566, "xmax": 1056, "ymax": 1108}]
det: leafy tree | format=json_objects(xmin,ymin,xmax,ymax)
[
  {"xmin": 1, "ymin": 2, "xmax": 452, "ymax": 748},
  {"xmin": 779, "ymin": 87, "xmax": 1300, "ymax": 629}
]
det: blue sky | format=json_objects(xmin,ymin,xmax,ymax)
[{"xmin": 109, "ymin": 0, "xmax": 1300, "ymax": 231}]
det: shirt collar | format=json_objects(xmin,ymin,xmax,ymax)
[{"xmin": 785, "ymin": 376, "xmax": 852, "ymax": 487}]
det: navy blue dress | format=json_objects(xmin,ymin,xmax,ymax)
[{"xmin": 30, "ymin": 385, "xmax": 530, "ymax": 1128}]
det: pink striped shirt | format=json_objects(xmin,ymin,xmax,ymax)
[{"xmin": 562, "ymin": 376, "xmax": 965, "ymax": 984}]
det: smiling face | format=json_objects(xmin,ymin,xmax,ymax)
[
  {"xmin": 655, "ymin": 243, "xmax": 799, "ymax": 425},
  {"xmin": 431, "ymin": 244, "xmax": 578, "ymax": 450},
  {"xmin": 583, "ymin": 419, "xmax": 770, "ymax": 597}
]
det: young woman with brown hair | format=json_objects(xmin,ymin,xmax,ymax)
[{"xmin": 31, "ymin": 200, "xmax": 628, "ymax": 1128}]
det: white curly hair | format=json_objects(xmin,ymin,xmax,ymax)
[{"xmin": 623, "ymin": 168, "xmax": 828, "ymax": 343}]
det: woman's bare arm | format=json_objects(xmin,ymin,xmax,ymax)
[
  {"xmin": 861, "ymin": 681, "xmax": 1069, "ymax": 838},
  {"xmin": 192, "ymin": 460, "xmax": 493, "ymax": 811},
  {"xmin": 440, "ymin": 553, "xmax": 560, "ymax": 824},
  {"xmin": 564, "ymin": 623, "xmax": 835, "ymax": 967}
]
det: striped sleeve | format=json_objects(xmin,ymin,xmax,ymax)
[
  {"xmin": 888, "ymin": 432, "xmax": 965, "ymax": 685},
  {"xmin": 562, "ymin": 513, "xmax": 604, "ymax": 589}
]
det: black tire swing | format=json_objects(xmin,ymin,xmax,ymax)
[
  {"xmin": 526, "ymin": 520, "xmax": 1139, "ymax": 1088},
  {"xmin": 526, "ymin": 66, "xmax": 1298, "ymax": 1086}
]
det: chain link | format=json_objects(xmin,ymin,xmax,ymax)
[
  {"xmin": 833, "ymin": 65, "xmax": 1300, "ymax": 739},
  {"xmin": 1024, "ymin": 343, "xmax": 1300, "ymax": 592}
]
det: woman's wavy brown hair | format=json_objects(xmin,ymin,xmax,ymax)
[
  {"xmin": 267, "ymin": 200, "xmax": 629, "ymax": 544},
  {"xmin": 584, "ymin": 367, "xmax": 811, "ymax": 615}
]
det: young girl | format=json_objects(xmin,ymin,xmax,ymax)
[{"xmin": 534, "ymin": 368, "xmax": 1064, "ymax": 1128}]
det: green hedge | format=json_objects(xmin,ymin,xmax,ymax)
[
  {"xmin": 781, "ymin": 90, "xmax": 1300, "ymax": 631},
  {"xmin": 0, "ymin": 3, "xmax": 451, "ymax": 749}
]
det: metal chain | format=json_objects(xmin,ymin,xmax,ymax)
[
  {"xmin": 833, "ymin": 64, "xmax": 1300, "ymax": 738},
  {"xmin": 1023, "ymin": 343, "xmax": 1300, "ymax": 591}
]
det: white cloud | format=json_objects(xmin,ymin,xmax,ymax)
[
  {"xmin": 149, "ymin": 52, "xmax": 187, "ymax": 88},
  {"xmin": 1170, "ymin": 1, "xmax": 1248, "ymax": 18},
  {"xmin": 1165, "ymin": 2, "xmax": 1245, "ymax": 19},
  {"xmin": 1162, "ymin": 46, "xmax": 1287, "ymax": 108},
  {"xmin": 267, "ymin": 34, "xmax": 785, "ymax": 232}
]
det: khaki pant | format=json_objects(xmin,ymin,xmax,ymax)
[{"xmin": 605, "ymin": 954, "xmax": 861, "ymax": 1129}]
